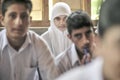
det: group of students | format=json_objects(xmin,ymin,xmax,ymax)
[{"xmin": 0, "ymin": 0, "xmax": 120, "ymax": 80}]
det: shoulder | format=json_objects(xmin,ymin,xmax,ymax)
[
  {"xmin": 0, "ymin": 29, "xmax": 6, "ymax": 42},
  {"xmin": 55, "ymin": 47, "xmax": 71, "ymax": 64},
  {"xmin": 41, "ymin": 31, "xmax": 51, "ymax": 43},
  {"xmin": 56, "ymin": 57, "xmax": 103, "ymax": 80},
  {"xmin": 55, "ymin": 47, "xmax": 72, "ymax": 74},
  {"xmin": 28, "ymin": 30, "xmax": 48, "ymax": 47},
  {"xmin": 41, "ymin": 31, "xmax": 49, "ymax": 38},
  {"xmin": 28, "ymin": 30, "xmax": 41, "ymax": 41},
  {"xmin": 0, "ymin": 29, "xmax": 5, "ymax": 36},
  {"xmin": 28, "ymin": 30, "xmax": 53, "ymax": 58}
]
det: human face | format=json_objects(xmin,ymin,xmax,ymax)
[
  {"xmin": 1, "ymin": 3, "xmax": 31, "ymax": 40},
  {"xmin": 96, "ymin": 26, "xmax": 120, "ymax": 79},
  {"xmin": 68, "ymin": 27, "xmax": 95, "ymax": 54},
  {"xmin": 54, "ymin": 15, "xmax": 67, "ymax": 31}
]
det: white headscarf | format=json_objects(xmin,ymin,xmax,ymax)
[{"xmin": 48, "ymin": 2, "xmax": 72, "ymax": 57}]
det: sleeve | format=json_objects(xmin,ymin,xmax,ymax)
[
  {"xmin": 35, "ymin": 36, "xmax": 60, "ymax": 80},
  {"xmin": 55, "ymin": 53, "xmax": 66, "ymax": 75},
  {"xmin": 55, "ymin": 51, "xmax": 72, "ymax": 76}
]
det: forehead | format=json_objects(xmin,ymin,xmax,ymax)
[
  {"xmin": 71, "ymin": 27, "xmax": 92, "ymax": 35},
  {"xmin": 5, "ymin": 3, "xmax": 29, "ymax": 14},
  {"xmin": 54, "ymin": 15, "xmax": 67, "ymax": 19}
]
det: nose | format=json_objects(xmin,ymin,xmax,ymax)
[
  {"xmin": 15, "ymin": 17, "xmax": 22, "ymax": 25},
  {"xmin": 82, "ymin": 34, "xmax": 89, "ymax": 45},
  {"xmin": 60, "ymin": 19, "xmax": 65, "ymax": 25}
]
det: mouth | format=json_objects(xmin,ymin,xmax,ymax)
[
  {"xmin": 82, "ymin": 46, "xmax": 91, "ymax": 54},
  {"xmin": 58, "ymin": 27, "xmax": 66, "ymax": 31},
  {"xmin": 12, "ymin": 28, "xmax": 24, "ymax": 33},
  {"xmin": 58, "ymin": 26, "xmax": 66, "ymax": 28}
]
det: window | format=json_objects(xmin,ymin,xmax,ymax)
[
  {"xmin": 31, "ymin": 0, "xmax": 42, "ymax": 20},
  {"xmin": 91, "ymin": 0, "xmax": 103, "ymax": 20},
  {"xmin": 30, "ymin": 0, "xmax": 50, "ymax": 27}
]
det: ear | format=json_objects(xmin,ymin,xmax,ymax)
[
  {"xmin": 28, "ymin": 16, "xmax": 32, "ymax": 27},
  {"xmin": 67, "ymin": 34, "xmax": 73, "ymax": 42},
  {"xmin": 0, "ymin": 15, "xmax": 5, "ymax": 26},
  {"xmin": 30, "ymin": 16, "xmax": 32, "ymax": 22},
  {"xmin": 67, "ymin": 34, "xmax": 71, "ymax": 39}
]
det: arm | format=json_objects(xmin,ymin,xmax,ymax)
[{"xmin": 35, "ymin": 37, "xmax": 59, "ymax": 80}]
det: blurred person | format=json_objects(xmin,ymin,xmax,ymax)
[
  {"xmin": 56, "ymin": 10, "xmax": 95, "ymax": 75},
  {"xmin": 56, "ymin": 0, "xmax": 120, "ymax": 80},
  {"xmin": 0, "ymin": 0, "xmax": 58, "ymax": 80},
  {"xmin": 41, "ymin": 2, "xmax": 72, "ymax": 57}
]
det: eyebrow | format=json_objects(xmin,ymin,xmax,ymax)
[
  {"xmin": 74, "ymin": 33, "xmax": 82, "ymax": 37},
  {"xmin": 74, "ymin": 29, "xmax": 92, "ymax": 36},
  {"xmin": 9, "ymin": 12, "xmax": 16, "ymax": 14},
  {"xmin": 86, "ymin": 29, "xmax": 92, "ymax": 33},
  {"xmin": 64, "ymin": 16, "xmax": 67, "ymax": 18}
]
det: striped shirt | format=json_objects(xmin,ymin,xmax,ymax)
[{"xmin": 55, "ymin": 44, "xmax": 81, "ymax": 75}]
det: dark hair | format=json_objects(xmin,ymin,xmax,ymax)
[
  {"xmin": 66, "ymin": 10, "xmax": 93, "ymax": 34},
  {"xmin": 98, "ymin": 0, "xmax": 120, "ymax": 38},
  {"xmin": 1, "ymin": 0, "xmax": 32, "ymax": 16}
]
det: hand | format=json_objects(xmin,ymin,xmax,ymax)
[{"xmin": 80, "ymin": 53, "xmax": 91, "ymax": 65}]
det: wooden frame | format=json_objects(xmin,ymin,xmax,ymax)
[
  {"xmin": 31, "ymin": 0, "xmax": 50, "ymax": 27},
  {"xmin": 80, "ymin": 0, "xmax": 91, "ymax": 16}
]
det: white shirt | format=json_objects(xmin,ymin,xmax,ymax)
[
  {"xmin": 56, "ymin": 57, "xmax": 104, "ymax": 80},
  {"xmin": 55, "ymin": 44, "xmax": 81, "ymax": 75},
  {"xmin": 0, "ymin": 29, "xmax": 58, "ymax": 80}
]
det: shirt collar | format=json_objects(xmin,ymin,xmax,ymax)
[
  {"xmin": 26, "ymin": 31, "xmax": 32, "ymax": 44},
  {"xmin": 17, "ymin": 31, "xmax": 32, "ymax": 52},
  {"xmin": 71, "ymin": 44, "xmax": 80, "ymax": 66},
  {"xmin": 1, "ymin": 30, "xmax": 32, "ymax": 52},
  {"xmin": 2, "ymin": 29, "xmax": 8, "ymax": 51}
]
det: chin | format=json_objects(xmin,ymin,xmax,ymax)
[
  {"xmin": 59, "ymin": 28, "xmax": 66, "ymax": 31},
  {"xmin": 13, "ymin": 34, "xmax": 25, "ymax": 38}
]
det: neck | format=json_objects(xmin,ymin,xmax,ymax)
[
  {"xmin": 7, "ymin": 36, "xmax": 26, "ymax": 51},
  {"xmin": 75, "ymin": 47, "xmax": 84, "ymax": 60}
]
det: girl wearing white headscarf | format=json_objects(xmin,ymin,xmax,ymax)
[{"xmin": 41, "ymin": 2, "xmax": 72, "ymax": 57}]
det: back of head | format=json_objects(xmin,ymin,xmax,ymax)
[
  {"xmin": 51, "ymin": 2, "xmax": 71, "ymax": 20},
  {"xmin": 66, "ymin": 10, "xmax": 93, "ymax": 34},
  {"xmin": 98, "ymin": 0, "xmax": 120, "ymax": 37},
  {"xmin": 1, "ymin": 0, "xmax": 32, "ymax": 16}
]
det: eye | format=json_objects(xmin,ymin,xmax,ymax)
[
  {"xmin": 74, "ymin": 33, "xmax": 82, "ymax": 40},
  {"xmin": 54, "ymin": 17, "xmax": 60, "ymax": 21},
  {"xmin": 9, "ymin": 13, "xmax": 16, "ymax": 19},
  {"xmin": 21, "ymin": 14, "xmax": 28, "ymax": 19},
  {"xmin": 63, "ymin": 16, "xmax": 67, "ymax": 21},
  {"xmin": 86, "ymin": 30, "xmax": 92, "ymax": 38}
]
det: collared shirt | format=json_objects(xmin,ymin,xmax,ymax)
[
  {"xmin": 56, "ymin": 57, "xmax": 104, "ymax": 80},
  {"xmin": 0, "ymin": 29, "xmax": 58, "ymax": 80},
  {"xmin": 55, "ymin": 44, "xmax": 81, "ymax": 75}
]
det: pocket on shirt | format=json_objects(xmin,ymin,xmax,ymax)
[{"xmin": 23, "ymin": 67, "xmax": 39, "ymax": 80}]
